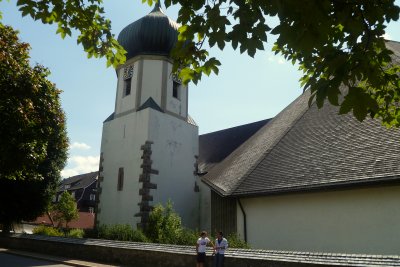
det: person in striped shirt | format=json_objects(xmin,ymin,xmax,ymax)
[{"xmin": 213, "ymin": 231, "xmax": 228, "ymax": 267}]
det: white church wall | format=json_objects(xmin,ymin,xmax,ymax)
[
  {"xmin": 236, "ymin": 201, "xmax": 245, "ymax": 241},
  {"xmin": 147, "ymin": 109, "xmax": 200, "ymax": 229},
  {"xmin": 141, "ymin": 59, "xmax": 163, "ymax": 106},
  {"xmin": 239, "ymin": 185, "xmax": 400, "ymax": 255},
  {"xmin": 115, "ymin": 62, "xmax": 138, "ymax": 115},
  {"xmin": 97, "ymin": 110, "xmax": 150, "ymax": 227},
  {"xmin": 165, "ymin": 63, "xmax": 188, "ymax": 118}
]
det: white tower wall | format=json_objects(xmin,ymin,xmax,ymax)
[
  {"xmin": 148, "ymin": 110, "xmax": 199, "ymax": 227},
  {"xmin": 115, "ymin": 61, "xmax": 139, "ymax": 115},
  {"xmin": 97, "ymin": 55, "xmax": 207, "ymax": 230},
  {"xmin": 97, "ymin": 111, "xmax": 149, "ymax": 226},
  {"xmin": 141, "ymin": 60, "xmax": 163, "ymax": 106}
]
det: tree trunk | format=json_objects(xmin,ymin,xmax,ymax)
[{"xmin": 46, "ymin": 211, "xmax": 55, "ymax": 227}]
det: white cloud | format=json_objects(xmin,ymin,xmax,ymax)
[
  {"xmin": 69, "ymin": 142, "xmax": 91, "ymax": 150},
  {"xmin": 382, "ymin": 33, "xmax": 391, "ymax": 40},
  {"xmin": 61, "ymin": 155, "xmax": 99, "ymax": 178},
  {"xmin": 277, "ymin": 58, "xmax": 286, "ymax": 64},
  {"xmin": 267, "ymin": 52, "xmax": 286, "ymax": 64}
]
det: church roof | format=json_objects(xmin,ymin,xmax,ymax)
[
  {"xmin": 198, "ymin": 119, "xmax": 271, "ymax": 174},
  {"xmin": 117, "ymin": 3, "xmax": 179, "ymax": 60},
  {"xmin": 202, "ymin": 40, "xmax": 400, "ymax": 197}
]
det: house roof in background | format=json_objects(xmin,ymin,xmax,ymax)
[
  {"xmin": 59, "ymin": 171, "xmax": 98, "ymax": 191},
  {"xmin": 386, "ymin": 40, "xmax": 400, "ymax": 59},
  {"xmin": 202, "ymin": 40, "xmax": 400, "ymax": 197}
]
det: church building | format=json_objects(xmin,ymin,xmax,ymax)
[{"xmin": 94, "ymin": 2, "xmax": 400, "ymax": 256}]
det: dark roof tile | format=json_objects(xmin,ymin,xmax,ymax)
[
  {"xmin": 202, "ymin": 91, "xmax": 310, "ymax": 195},
  {"xmin": 59, "ymin": 171, "xmax": 98, "ymax": 191},
  {"xmin": 199, "ymin": 119, "xmax": 270, "ymax": 173},
  {"xmin": 203, "ymin": 40, "xmax": 400, "ymax": 197}
]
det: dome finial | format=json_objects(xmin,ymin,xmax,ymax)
[
  {"xmin": 118, "ymin": 0, "xmax": 179, "ymax": 60},
  {"xmin": 151, "ymin": 1, "xmax": 163, "ymax": 13}
]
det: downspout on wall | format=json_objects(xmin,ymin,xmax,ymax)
[{"xmin": 237, "ymin": 198, "xmax": 247, "ymax": 242}]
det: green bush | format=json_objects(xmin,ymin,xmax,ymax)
[
  {"xmin": 130, "ymin": 228, "xmax": 149, "ymax": 242},
  {"xmin": 81, "ymin": 202, "xmax": 250, "ymax": 248},
  {"xmin": 97, "ymin": 224, "xmax": 149, "ymax": 242},
  {"xmin": 176, "ymin": 228, "xmax": 198, "ymax": 245},
  {"xmin": 67, "ymin": 228, "xmax": 84, "ymax": 238},
  {"xmin": 145, "ymin": 201, "xmax": 184, "ymax": 244},
  {"xmin": 32, "ymin": 225, "xmax": 63, "ymax": 237},
  {"xmin": 226, "ymin": 233, "xmax": 250, "ymax": 249}
]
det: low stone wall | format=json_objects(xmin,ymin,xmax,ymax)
[{"xmin": 1, "ymin": 234, "xmax": 400, "ymax": 267}]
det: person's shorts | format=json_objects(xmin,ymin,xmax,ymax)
[{"xmin": 197, "ymin": 252, "xmax": 206, "ymax": 263}]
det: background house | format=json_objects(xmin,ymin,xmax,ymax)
[
  {"xmin": 54, "ymin": 171, "xmax": 98, "ymax": 229},
  {"xmin": 56, "ymin": 171, "xmax": 98, "ymax": 214},
  {"xmin": 30, "ymin": 172, "xmax": 98, "ymax": 230}
]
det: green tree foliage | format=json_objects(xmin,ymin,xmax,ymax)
[
  {"xmin": 3, "ymin": 1, "xmax": 399, "ymax": 125},
  {"xmin": 96, "ymin": 224, "xmax": 149, "ymax": 242},
  {"xmin": 158, "ymin": 0, "xmax": 400, "ymax": 126},
  {"xmin": 33, "ymin": 225, "xmax": 84, "ymax": 238},
  {"xmin": 0, "ymin": 0, "xmax": 126, "ymax": 67},
  {"xmin": 67, "ymin": 228, "xmax": 84, "ymax": 238},
  {"xmin": 33, "ymin": 225, "xmax": 64, "ymax": 237},
  {"xmin": 0, "ymin": 23, "xmax": 68, "ymax": 233},
  {"xmin": 226, "ymin": 233, "xmax": 250, "ymax": 249},
  {"xmin": 54, "ymin": 191, "xmax": 79, "ymax": 228},
  {"xmin": 145, "ymin": 201, "xmax": 183, "ymax": 244}
]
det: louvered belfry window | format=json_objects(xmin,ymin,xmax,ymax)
[
  {"xmin": 117, "ymin": 167, "xmax": 124, "ymax": 191},
  {"xmin": 123, "ymin": 65, "xmax": 133, "ymax": 97}
]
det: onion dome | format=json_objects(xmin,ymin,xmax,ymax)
[{"xmin": 117, "ymin": 3, "xmax": 179, "ymax": 60}]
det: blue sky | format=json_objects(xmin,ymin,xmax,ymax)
[{"xmin": 1, "ymin": 1, "xmax": 399, "ymax": 177}]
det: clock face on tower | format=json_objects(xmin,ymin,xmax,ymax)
[
  {"xmin": 123, "ymin": 65, "xmax": 134, "ymax": 80},
  {"xmin": 172, "ymin": 72, "xmax": 182, "ymax": 84}
]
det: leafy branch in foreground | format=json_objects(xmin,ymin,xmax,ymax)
[
  {"xmin": 2, "ymin": 0, "xmax": 400, "ymax": 126},
  {"xmin": 159, "ymin": 0, "xmax": 400, "ymax": 126},
  {"xmin": 1, "ymin": 0, "xmax": 126, "ymax": 67}
]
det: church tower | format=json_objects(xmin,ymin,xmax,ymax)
[{"xmin": 96, "ymin": 4, "xmax": 207, "ymax": 229}]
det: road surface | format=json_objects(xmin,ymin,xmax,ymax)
[{"xmin": 0, "ymin": 251, "xmax": 73, "ymax": 266}]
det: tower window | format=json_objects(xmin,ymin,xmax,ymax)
[
  {"xmin": 123, "ymin": 65, "xmax": 133, "ymax": 97},
  {"xmin": 124, "ymin": 78, "xmax": 131, "ymax": 96},
  {"xmin": 173, "ymin": 80, "xmax": 180, "ymax": 99},
  {"xmin": 117, "ymin": 167, "xmax": 124, "ymax": 191}
]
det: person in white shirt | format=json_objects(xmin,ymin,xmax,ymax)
[
  {"xmin": 196, "ymin": 231, "xmax": 213, "ymax": 267},
  {"xmin": 213, "ymin": 231, "xmax": 228, "ymax": 267}
]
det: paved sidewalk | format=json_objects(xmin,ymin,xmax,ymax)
[{"xmin": 0, "ymin": 248, "xmax": 121, "ymax": 267}]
